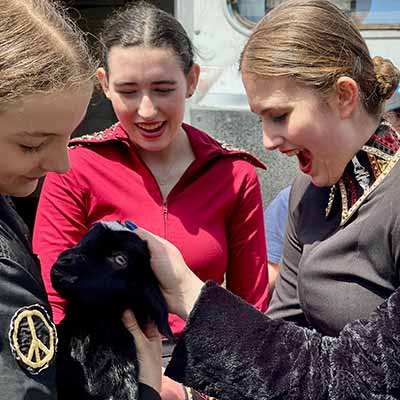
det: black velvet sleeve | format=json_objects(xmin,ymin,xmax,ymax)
[
  {"xmin": 138, "ymin": 383, "xmax": 161, "ymax": 400},
  {"xmin": 165, "ymin": 281, "xmax": 400, "ymax": 400}
]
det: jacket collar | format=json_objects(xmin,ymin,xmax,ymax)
[
  {"xmin": 182, "ymin": 123, "xmax": 265, "ymax": 169},
  {"xmin": 69, "ymin": 123, "xmax": 129, "ymax": 147},
  {"xmin": 325, "ymin": 120, "xmax": 400, "ymax": 225},
  {"xmin": 69, "ymin": 122, "xmax": 266, "ymax": 170}
]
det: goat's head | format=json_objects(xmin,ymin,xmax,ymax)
[{"xmin": 51, "ymin": 221, "xmax": 173, "ymax": 338}]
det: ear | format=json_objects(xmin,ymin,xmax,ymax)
[
  {"xmin": 334, "ymin": 76, "xmax": 359, "ymax": 119},
  {"xmin": 185, "ymin": 63, "xmax": 200, "ymax": 99},
  {"xmin": 96, "ymin": 67, "xmax": 111, "ymax": 99}
]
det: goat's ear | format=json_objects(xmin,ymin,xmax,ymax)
[{"xmin": 147, "ymin": 285, "xmax": 174, "ymax": 339}]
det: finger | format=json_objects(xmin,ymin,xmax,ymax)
[
  {"xmin": 125, "ymin": 220, "xmax": 138, "ymax": 231},
  {"xmin": 142, "ymin": 320, "xmax": 161, "ymax": 340},
  {"xmin": 134, "ymin": 227, "xmax": 166, "ymax": 245},
  {"xmin": 124, "ymin": 221, "xmax": 159, "ymax": 244},
  {"xmin": 122, "ymin": 309, "xmax": 145, "ymax": 341}
]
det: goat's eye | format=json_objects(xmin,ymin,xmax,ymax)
[{"xmin": 112, "ymin": 254, "xmax": 128, "ymax": 270}]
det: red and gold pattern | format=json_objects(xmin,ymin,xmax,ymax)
[{"xmin": 326, "ymin": 120, "xmax": 400, "ymax": 225}]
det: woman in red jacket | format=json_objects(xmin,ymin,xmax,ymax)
[{"xmin": 33, "ymin": 2, "xmax": 268, "ymax": 399}]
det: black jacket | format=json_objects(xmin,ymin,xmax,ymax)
[
  {"xmin": 166, "ymin": 281, "xmax": 400, "ymax": 399},
  {"xmin": 0, "ymin": 196, "xmax": 57, "ymax": 399}
]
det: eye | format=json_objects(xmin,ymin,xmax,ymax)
[
  {"xmin": 272, "ymin": 113, "xmax": 287, "ymax": 123},
  {"xmin": 20, "ymin": 144, "xmax": 44, "ymax": 153},
  {"xmin": 117, "ymin": 91, "xmax": 138, "ymax": 96},
  {"xmin": 155, "ymin": 88, "xmax": 175, "ymax": 94},
  {"xmin": 111, "ymin": 254, "xmax": 128, "ymax": 270}
]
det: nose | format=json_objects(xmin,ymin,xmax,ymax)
[
  {"xmin": 41, "ymin": 146, "xmax": 70, "ymax": 174},
  {"xmin": 138, "ymin": 95, "xmax": 157, "ymax": 120},
  {"xmin": 262, "ymin": 128, "xmax": 285, "ymax": 151}
]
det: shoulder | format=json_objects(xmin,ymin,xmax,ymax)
[
  {"xmin": 66, "ymin": 124, "xmax": 130, "ymax": 173},
  {"xmin": 69, "ymin": 123, "xmax": 128, "ymax": 151},
  {"xmin": 183, "ymin": 123, "xmax": 266, "ymax": 170},
  {"xmin": 289, "ymin": 174, "xmax": 313, "ymax": 209}
]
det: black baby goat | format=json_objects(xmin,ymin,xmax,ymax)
[{"xmin": 51, "ymin": 221, "xmax": 173, "ymax": 400}]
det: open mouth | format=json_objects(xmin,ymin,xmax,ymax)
[
  {"xmin": 135, "ymin": 121, "xmax": 167, "ymax": 135},
  {"xmin": 297, "ymin": 149, "xmax": 312, "ymax": 174}
]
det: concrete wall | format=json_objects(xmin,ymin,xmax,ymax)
[{"xmin": 191, "ymin": 109, "xmax": 298, "ymax": 206}]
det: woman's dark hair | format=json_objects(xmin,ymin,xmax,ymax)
[{"xmin": 99, "ymin": 1, "xmax": 194, "ymax": 75}]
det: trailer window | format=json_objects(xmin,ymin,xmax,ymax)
[{"xmin": 226, "ymin": 0, "xmax": 400, "ymax": 30}]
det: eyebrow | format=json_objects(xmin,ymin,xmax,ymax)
[{"xmin": 114, "ymin": 80, "xmax": 178, "ymax": 86}]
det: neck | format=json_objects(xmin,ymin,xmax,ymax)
[
  {"xmin": 354, "ymin": 110, "xmax": 381, "ymax": 148},
  {"xmin": 137, "ymin": 127, "xmax": 189, "ymax": 166}
]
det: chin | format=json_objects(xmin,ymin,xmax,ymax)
[
  {"xmin": 7, "ymin": 183, "xmax": 38, "ymax": 197},
  {"xmin": 310, "ymin": 174, "xmax": 334, "ymax": 188},
  {"xmin": 311, "ymin": 175, "xmax": 341, "ymax": 188},
  {"xmin": 137, "ymin": 139, "xmax": 170, "ymax": 153}
]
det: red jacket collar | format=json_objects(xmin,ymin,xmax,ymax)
[{"xmin": 69, "ymin": 122, "xmax": 266, "ymax": 170}]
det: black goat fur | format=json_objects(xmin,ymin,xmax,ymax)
[{"xmin": 51, "ymin": 221, "xmax": 173, "ymax": 400}]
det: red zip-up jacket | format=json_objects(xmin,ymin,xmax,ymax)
[{"xmin": 33, "ymin": 123, "xmax": 269, "ymax": 334}]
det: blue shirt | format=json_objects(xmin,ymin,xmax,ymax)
[{"xmin": 264, "ymin": 186, "xmax": 291, "ymax": 264}]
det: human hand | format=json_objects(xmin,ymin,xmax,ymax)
[
  {"xmin": 160, "ymin": 375, "xmax": 187, "ymax": 400},
  {"xmin": 122, "ymin": 309, "xmax": 162, "ymax": 393},
  {"xmin": 133, "ymin": 227, "xmax": 204, "ymax": 320}
]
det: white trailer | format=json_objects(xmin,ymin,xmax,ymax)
[{"xmin": 176, "ymin": 0, "xmax": 400, "ymax": 204}]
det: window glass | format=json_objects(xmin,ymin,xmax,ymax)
[{"xmin": 227, "ymin": 0, "xmax": 400, "ymax": 29}]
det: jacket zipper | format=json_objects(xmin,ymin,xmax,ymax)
[{"xmin": 162, "ymin": 201, "xmax": 168, "ymax": 238}]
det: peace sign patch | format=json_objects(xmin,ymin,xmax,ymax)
[{"xmin": 9, "ymin": 304, "xmax": 57, "ymax": 374}]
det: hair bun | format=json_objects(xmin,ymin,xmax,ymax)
[{"xmin": 373, "ymin": 56, "xmax": 400, "ymax": 100}]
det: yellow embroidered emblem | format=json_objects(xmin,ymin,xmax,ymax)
[{"xmin": 9, "ymin": 304, "xmax": 57, "ymax": 374}]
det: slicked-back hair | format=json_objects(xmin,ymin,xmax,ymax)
[
  {"xmin": 240, "ymin": 0, "xmax": 400, "ymax": 117},
  {"xmin": 99, "ymin": 1, "xmax": 194, "ymax": 76}
]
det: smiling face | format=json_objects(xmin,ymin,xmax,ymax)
[
  {"xmin": 0, "ymin": 85, "xmax": 92, "ymax": 197},
  {"xmin": 242, "ymin": 72, "xmax": 369, "ymax": 187},
  {"xmin": 97, "ymin": 46, "xmax": 199, "ymax": 153}
]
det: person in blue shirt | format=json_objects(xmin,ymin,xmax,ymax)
[{"xmin": 264, "ymin": 186, "xmax": 291, "ymax": 300}]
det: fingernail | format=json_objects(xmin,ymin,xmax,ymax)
[{"xmin": 125, "ymin": 220, "xmax": 138, "ymax": 231}]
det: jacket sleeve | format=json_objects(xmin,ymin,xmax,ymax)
[
  {"xmin": 225, "ymin": 163, "xmax": 268, "ymax": 312},
  {"xmin": 0, "ymin": 257, "xmax": 57, "ymax": 400},
  {"xmin": 33, "ymin": 167, "xmax": 88, "ymax": 324},
  {"xmin": 165, "ymin": 281, "xmax": 400, "ymax": 400},
  {"xmin": 266, "ymin": 176, "xmax": 308, "ymax": 326}
]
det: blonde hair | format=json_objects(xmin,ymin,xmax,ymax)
[
  {"xmin": 240, "ymin": 0, "xmax": 400, "ymax": 116},
  {"xmin": 0, "ymin": 0, "xmax": 96, "ymax": 109}
]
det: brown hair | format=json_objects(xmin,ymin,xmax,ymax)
[
  {"xmin": 240, "ymin": 0, "xmax": 400, "ymax": 116},
  {"xmin": 0, "ymin": 0, "xmax": 96, "ymax": 109},
  {"xmin": 98, "ymin": 1, "xmax": 195, "ymax": 76}
]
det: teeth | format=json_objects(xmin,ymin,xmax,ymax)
[
  {"xmin": 286, "ymin": 149, "xmax": 301, "ymax": 157},
  {"xmin": 136, "ymin": 122, "xmax": 163, "ymax": 130}
]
